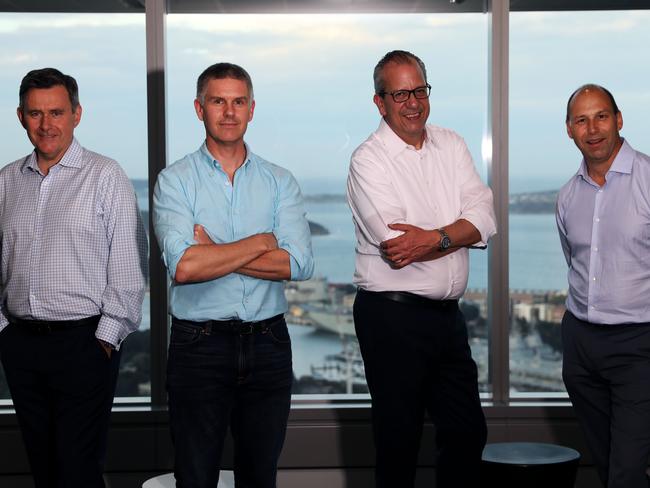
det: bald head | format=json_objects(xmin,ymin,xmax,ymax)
[{"xmin": 566, "ymin": 84, "xmax": 619, "ymax": 123}]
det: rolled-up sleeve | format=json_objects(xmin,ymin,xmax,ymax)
[
  {"xmin": 153, "ymin": 169, "xmax": 196, "ymax": 280},
  {"xmin": 96, "ymin": 166, "xmax": 148, "ymax": 349},
  {"xmin": 274, "ymin": 173, "xmax": 314, "ymax": 281},
  {"xmin": 455, "ymin": 138, "xmax": 497, "ymax": 246}
]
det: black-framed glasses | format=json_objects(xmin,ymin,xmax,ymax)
[{"xmin": 379, "ymin": 84, "xmax": 431, "ymax": 103}]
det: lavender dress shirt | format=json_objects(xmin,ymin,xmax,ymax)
[{"xmin": 556, "ymin": 139, "xmax": 650, "ymax": 325}]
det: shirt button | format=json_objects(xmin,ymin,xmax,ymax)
[
  {"xmin": 593, "ymin": 247, "xmax": 598, "ymax": 252},
  {"xmin": 595, "ymin": 218, "xmax": 600, "ymax": 222},
  {"xmin": 592, "ymin": 277, "xmax": 596, "ymax": 281}
]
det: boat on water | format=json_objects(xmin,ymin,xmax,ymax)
[{"xmin": 306, "ymin": 307, "xmax": 356, "ymax": 337}]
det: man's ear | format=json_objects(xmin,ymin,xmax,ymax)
[{"xmin": 373, "ymin": 93, "xmax": 387, "ymax": 117}]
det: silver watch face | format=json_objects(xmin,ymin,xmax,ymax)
[{"xmin": 441, "ymin": 236, "xmax": 451, "ymax": 250}]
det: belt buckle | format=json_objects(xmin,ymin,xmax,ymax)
[
  {"xmin": 36, "ymin": 323, "xmax": 51, "ymax": 333},
  {"xmin": 239, "ymin": 322, "xmax": 254, "ymax": 335}
]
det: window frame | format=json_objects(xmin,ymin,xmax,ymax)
[{"xmin": 0, "ymin": 0, "xmax": 647, "ymax": 415}]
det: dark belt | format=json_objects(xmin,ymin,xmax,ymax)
[
  {"xmin": 175, "ymin": 314, "xmax": 284, "ymax": 335},
  {"xmin": 360, "ymin": 288, "xmax": 458, "ymax": 309},
  {"xmin": 8, "ymin": 315, "xmax": 101, "ymax": 333}
]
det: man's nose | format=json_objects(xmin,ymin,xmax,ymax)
[
  {"xmin": 39, "ymin": 114, "xmax": 51, "ymax": 130},
  {"xmin": 405, "ymin": 93, "xmax": 419, "ymax": 108}
]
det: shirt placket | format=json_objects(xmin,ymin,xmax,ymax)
[
  {"xmin": 231, "ymin": 167, "xmax": 249, "ymax": 318},
  {"xmin": 586, "ymin": 185, "xmax": 604, "ymax": 321},
  {"xmin": 28, "ymin": 169, "xmax": 56, "ymax": 316}
]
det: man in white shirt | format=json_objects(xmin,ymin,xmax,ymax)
[{"xmin": 347, "ymin": 50, "xmax": 496, "ymax": 488}]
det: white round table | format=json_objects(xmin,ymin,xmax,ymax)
[{"xmin": 143, "ymin": 471, "xmax": 235, "ymax": 487}]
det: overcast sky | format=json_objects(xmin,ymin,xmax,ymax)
[{"xmin": 0, "ymin": 11, "xmax": 648, "ymax": 193}]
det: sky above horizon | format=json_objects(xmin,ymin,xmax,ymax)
[{"xmin": 0, "ymin": 10, "xmax": 649, "ymax": 194}]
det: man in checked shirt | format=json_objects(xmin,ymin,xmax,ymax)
[{"xmin": 0, "ymin": 68, "xmax": 147, "ymax": 488}]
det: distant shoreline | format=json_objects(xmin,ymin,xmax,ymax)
[{"xmin": 130, "ymin": 179, "xmax": 559, "ymax": 215}]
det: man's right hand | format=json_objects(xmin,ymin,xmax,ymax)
[{"xmin": 255, "ymin": 232, "xmax": 279, "ymax": 252}]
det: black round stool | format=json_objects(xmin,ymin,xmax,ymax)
[{"xmin": 481, "ymin": 442, "xmax": 580, "ymax": 488}]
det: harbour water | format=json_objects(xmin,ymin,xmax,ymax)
[{"xmin": 137, "ymin": 187, "xmax": 570, "ymax": 394}]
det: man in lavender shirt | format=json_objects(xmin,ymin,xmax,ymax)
[
  {"xmin": 0, "ymin": 68, "xmax": 147, "ymax": 488},
  {"xmin": 557, "ymin": 84, "xmax": 650, "ymax": 488}
]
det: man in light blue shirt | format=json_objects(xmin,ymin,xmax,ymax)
[
  {"xmin": 557, "ymin": 84, "xmax": 650, "ymax": 488},
  {"xmin": 153, "ymin": 62, "xmax": 313, "ymax": 488}
]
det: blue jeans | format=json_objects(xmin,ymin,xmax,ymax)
[{"xmin": 167, "ymin": 315, "xmax": 293, "ymax": 488}]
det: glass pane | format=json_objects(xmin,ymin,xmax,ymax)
[
  {"xmin": 509, "ymin": 10, "xmax": 650, "ymax": 396},
  {"xmin": 0, "ymin": 13, "xmax": 149, "ymax": 400},
  {"xmin": 167, "ymin": 12, "xmax": 488, "ymax": 397}
]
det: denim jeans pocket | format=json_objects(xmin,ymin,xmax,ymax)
[
  {"xmin": 170, "ymin": 322, "xmax": 203, "ymax": 347},
  {"xmin": 265, "ymin": 318, "xmax": 291, "ymax": 345}
]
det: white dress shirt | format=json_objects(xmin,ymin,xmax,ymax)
[{"xmin": 347, "ymin": 119, "xmax": 496, "ymax": 299}]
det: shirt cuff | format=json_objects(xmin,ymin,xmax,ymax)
[
  {"xmin": 461, "ymin": 213, "xmax": 496, "ymax": 247},
  {"xmin": 95, "ymin": 315, "xmax": 127, "ymax": 351}
]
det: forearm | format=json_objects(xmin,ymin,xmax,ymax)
[
  {"xmin": 415, "ymin": 219, "xmax": 481, "ymax": 262},
  {"xmin": 175, "ymin": 234, "xmax": 272, "ymax": 283},
  {"xmin": 443, "ymin": 218, "xmax": 482, "ymax": 248},
  {"xmin": 236, "ymin": 249, "xmax": 291, "ymax": 281}
]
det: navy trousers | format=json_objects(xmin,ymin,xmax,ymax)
[
  {"xmin": 167, "ymin": 315, "xmax": 293, "ymax": 488},
  {"xmin": 0, "ymin": 319, "xmax": 120, "ymax": 488},
  {"xmin": 353, "ymin": 288, "xmax": 487, "ymax": 488},
  {"xmin": 562, "ymin": 311, "xmax": 650, "ymax": 488}
]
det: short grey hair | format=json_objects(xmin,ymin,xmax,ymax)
[
  {"xmin": 196, "ymin": 62, "xmax": 254, "ymax": 105},
  {"xmin": 373, "ymin": 50, "xmax": 427, "ymax": 95}
]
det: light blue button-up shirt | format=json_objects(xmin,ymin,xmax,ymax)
[
  {"xmin": 556, "ymin": 139, "xmax": 650, "ymax": 325},
  {"xmin": 153, "ymin": 143, "xmax": 313, "ymax": 322}
]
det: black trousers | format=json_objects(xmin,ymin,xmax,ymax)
[
  {"xmin": 562, "ymin": 311, "xmax": 650, "ymax": 488},
  {"xmin": 0, "ymin": 319, "xmax": 120, "ymax": 488},
  {"xmin": 353, "ymin": 289, "xmax": 487, "ymax": 488}
]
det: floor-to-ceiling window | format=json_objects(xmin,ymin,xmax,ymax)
[
  {"xmin": 509, "ymin": 8, "xmax": 650, "ymax": 396},
  {"xmin": 0, "ymin": 12, "xmax": 149, "ymax": 400},
  {"xmin": 166, "ymin": 11, "xmax": 489, "ymax": 396}
]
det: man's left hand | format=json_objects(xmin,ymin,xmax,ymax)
[
  {"xmin": 380, "ymin": 223, "xmax": 438, "ymax": 269},
  {"xmin": 98, "ymin": 339, "xmax": 112, "ymax": 359},
  {"xmin": 193, "ymin": 224, "xmax": 215, "ymax": 245}
]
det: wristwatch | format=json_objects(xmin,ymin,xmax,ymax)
[{"xmin": 437, "ymin": 228, "xmax": 451, "ymax": 251}]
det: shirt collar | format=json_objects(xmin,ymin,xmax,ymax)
[
  {"xmin": 200, "ymin": 141, "xmax": 254, "ymax": 173},
  {"xmin": 22, "ymin": 138, "xmax": 84, "ymax": 175},
  {"xmin": 375, "ymin": 118, "xmax": 433, "ymax": 158},
  {"xmin": 576, "ymin": 138, "xmax": 633, "ymax": 182}
]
